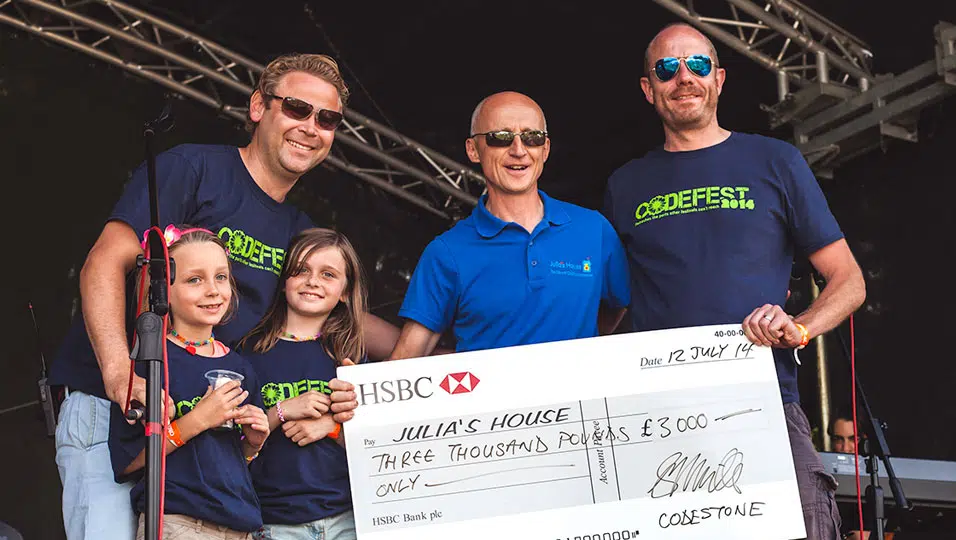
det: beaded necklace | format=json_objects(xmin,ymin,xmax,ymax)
[
  {"xmin": 279, "ymin": 331, "xmax": 322, "ymax": 342},
  {"xmin": 168, "ymin": 328, "xmax": 215, "ymax": 355}
]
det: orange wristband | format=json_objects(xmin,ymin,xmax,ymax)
[
  {"xmin": 166, "ymin": 420, "xmax": 185, "ymax": 447},
  {"xmin": 328, "ymin": 422, "xmax": 342, "ymax": 440},
  {"xmin": 794, "ymin": 323, "xmax": 810, "ymax": 349}
]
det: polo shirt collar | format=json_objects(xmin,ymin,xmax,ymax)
[{"xmin": 473, "ymin": 190, "xmax": 571, "ymax": 238}]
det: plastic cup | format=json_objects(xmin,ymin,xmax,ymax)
[{"xmin": 204, "ymin": 369, "xmax": 244, "ymax": 430}]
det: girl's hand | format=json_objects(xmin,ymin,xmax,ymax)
[
  {"xmin": 236, "ymin": 404, "xmax": 270, "ymax": 451},
  {"xmin": 282, "ymin": 415, "xmax": 336, "ymax": 446},
  {"xmin": 280, "ymin": 391, "xmax": 331, "ymax": 421},
  {"xmin": 190, "ymin": 380, "xmax": 247, "ymax": 431}
]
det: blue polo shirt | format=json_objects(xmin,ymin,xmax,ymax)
[{"xmin": 399, "ymin": 191, "xmax": 630, "ymax": 352}]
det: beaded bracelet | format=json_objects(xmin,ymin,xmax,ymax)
[{"xmin": 276, "ymin": 400, "xmax": 286, "ymax": 423}]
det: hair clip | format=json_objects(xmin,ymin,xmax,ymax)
[{"xmin": 141, "ymin": 224, "xmax": 214, "ymax": 250}]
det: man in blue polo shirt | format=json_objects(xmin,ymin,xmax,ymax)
[{"xmin": 388, "ymin": 91, "xmax": 631, "ymax": 359}]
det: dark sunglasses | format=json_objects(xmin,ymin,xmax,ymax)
[
  {"xmin": 471, "ymin": 130, "xmax": 548, "ymax": 148},
  {"xmin": 263, "ymin": 93, "xmax": 344, "ymax": 131},
  {"xmin": 653, "ymin": 54, "xmax": 714, "ymax": 82}
]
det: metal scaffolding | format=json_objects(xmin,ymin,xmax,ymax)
[
  {"xmin": 0, "ymin": 0, "xmax": 487, "ymax": 220},
  {"xmin": 652, "ymin": 0, "xmax": 956, "ymax": 174}
]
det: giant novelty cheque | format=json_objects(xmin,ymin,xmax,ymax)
[{"xmin": 337, "ymin": 324, "xmax": 807, "ymax": 540}]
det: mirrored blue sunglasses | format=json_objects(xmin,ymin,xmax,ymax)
[{"xmin": 653, "ymin": 54, "xmax": 714, "ymax": 82}]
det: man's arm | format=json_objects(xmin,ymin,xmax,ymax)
[
  {"xmin": 743, "ymin": 239, "xmax": 865, "ymax": 347},
  {"xmin": 797, "ymin": 239, "xmax": 866, "ymax": 337},
  {"xmin": 598, "ymin": 304, "xmax": 627, "ymax": 335},
  {"xmin": 388, "ymin": 321, "xmax": 443, "ymax": 361},
  {"xmin": 364, "ymin": 313, "xmax": 401, "ymax": 361},
  {"xmin": 82, "ymin": 221, "xmax": 165, "ymax": 411}
]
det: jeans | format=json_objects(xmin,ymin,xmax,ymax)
[
  {"xmin": 785, "ymin": 402, "xmax": 842, "ymax": 540},
  {"xmin": 55, "ymin": 391, "xmax": 137, "ymax": 540},
  {"xmin": 254, "ymin": 511, "xmax": 356, "ymax": 540}
]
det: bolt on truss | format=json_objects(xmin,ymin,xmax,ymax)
[
  {"xmin": 652, "ymin": 0, "xmax": 956, "ymax": 173},
  {"xmin": 0, "ymin": 0, "xmax": 485, "ymax": 220}
]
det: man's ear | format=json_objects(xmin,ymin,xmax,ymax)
[
  {"xmin": 465, "ymin": 137, "xmax": 480, "ymax": 164},
  {"xmin": 249, "ymin": 90, "xmax": 266, "ymax": 123},
  {"xmin": 640, "ymin": 77, "xmax": 655, "ymax": 105}
]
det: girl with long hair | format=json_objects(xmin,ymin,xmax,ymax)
[{"xmin": 239, "ymin": 228, "xmax": 367, "ymax": 540}]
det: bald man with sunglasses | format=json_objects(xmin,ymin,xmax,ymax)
[
  {"xmin": 602, "ymin": 23, "xmax": 866, "ymax": 540},
  {"xmin": 353, "ymin": 91, "xmax": 630, "ymax": 364}
]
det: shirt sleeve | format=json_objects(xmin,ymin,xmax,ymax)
[
  {"xmin": 778, "ymin": 145, "xmax": 845, "ymax": 255},
  {"xmin": 397, "ymin": 238, "xmax": 460, "ymax": 334},
  {"xmin": 109, "ymin": 147, "xmax": 203, "ymax": 236},
  {"xmin": 602, "ymin": 178, "xmax": 617, "ymax": 230},
  {"xmin": 599, "ymin": 215, "xmax": 631, "ymax": 309}
]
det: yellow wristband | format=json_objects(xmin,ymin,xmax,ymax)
[{"xmin": 794, "ymin": 323, "xmax": 810, "ymax": 349}]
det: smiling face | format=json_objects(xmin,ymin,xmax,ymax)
[
  {"xmin": 640, "ymin": 24, "xmax": 725, "ymax": 134},
  {"xmin": 167, "ymin": 241, "xmax": 233, "ymax": 336},
  {"xmin": 284, "ymin": 245, "xmax": 349, "ymax": 320},
  {"xmin": 248, "ymin": 70, "xmax": 343, "ymax": 179},
  {"xmin": 465, "ymin": 92, "xmax": 550, "ymax": 197}
]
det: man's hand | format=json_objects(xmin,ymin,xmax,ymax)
[
  {"xmin": 236, "ymin": 404, "xmax": 270, "ymax": 451},
  {"xmin": 329, "ymin": 357, "xmax": 357, "ymax": 424},
  {"xmin": 279, "ymin": 391, "xmax": 330, "ymax": 421},
  {"xmin": 106, "ymin": 372, "xmax": 175, "ymax": 422},
  {"xmin": 189, "ymin": 380, "xmax": 248, "ymax": 431},
  {"xmin": 742, "ymin": 304, "xmax": 802, "ymax": 348},
  {"xmin": 282, "ymin": 416, "xmax": 337, "ymax": 446}
]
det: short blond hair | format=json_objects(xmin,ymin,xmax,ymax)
[{"xmin": 245, "ymin": 53, "xmax": 350, "ymax": 133}]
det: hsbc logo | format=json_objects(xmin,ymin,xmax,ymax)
[
  {"xmin": 357, "ymin": 377, "xmax": 433, "ymax": 406},
  {"xmin": 439, "ymin": 372, "xmax": 480, "ymax": 394}
]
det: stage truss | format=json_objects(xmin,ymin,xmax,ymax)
[{"xmin": 0, "ymin": 0, "xmax": 486, "ymax": 220}]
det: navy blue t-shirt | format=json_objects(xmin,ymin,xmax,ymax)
[
  {"xmin": 50, "ymin": 144, "xmax": 314, "ymax": 398},
  {"xmin": 243, "ymin": 339, "xmax": 351, "ymax": 525},
  {"xmin": 603, "ymin": 133, "xmax": 844, "ymax": 403},
  {"xmin": 108, "ymin": 343, "xmax": 264, "ymax": 532}
]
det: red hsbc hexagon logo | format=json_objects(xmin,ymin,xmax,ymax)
[{"xmin": 439, "ymin": 372, "xmax": 480, "ymax": 394}]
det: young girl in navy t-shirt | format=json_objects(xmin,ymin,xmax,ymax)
[
  {"xmin": 239, "ymin": 228, "xmax": 367, "ymax": 540},
  {"xmin": 109, "ymin": 226, "xmax": 271, "ymax": 539}
]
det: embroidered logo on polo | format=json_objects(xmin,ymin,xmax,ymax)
[
  {"xmin": 259, "ymin": 379, "xmax": 332, "ymax": 408},
  {"xmin": 439, "ymin": 372, "xmax": 480, "ymax": 394},
  {"xmin": 216, "ymin": 226, "xmax": 286, "ymax": 276},
  {"xmin": 550, "ymin": 258, "xmax": 594, "ymax": 277},
  {"xmin": 633, "ymin": 186, "xmax": 755, "ymax": 226}
]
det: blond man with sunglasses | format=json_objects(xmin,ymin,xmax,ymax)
[
  {"xmin": 50, "ymin": 53, "xmax": 400, "ymax": 540},
  {"xmin": 602, "ymin": 23, "xmax": 866, "ymax": 540}
]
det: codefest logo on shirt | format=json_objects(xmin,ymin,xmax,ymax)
[
  {"xmin": 634, "ymin": 185, "xmax": 755, "ymax": 226},
  {"xmin": 217, "ymin": 226, "xmax": 286, "ymax": 276},
  {"xmin": 357, "ymin": 372, "xmax": 480, "ymax": 405}
]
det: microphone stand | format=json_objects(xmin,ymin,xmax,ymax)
[
  {"xmin": 824, "ymin": 285, "xmax": 910, "ymax": 538},
  {"xmin": 132, "ymin": 102, "xmax": 175, "ymax": 540}
]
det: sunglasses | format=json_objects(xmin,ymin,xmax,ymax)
[
  {"xmin": 471, "ymin": 130, "xmax": 548, "ymax": 148},
  {"xmin": 263, "ymin": 93, "xmax": 344, "ymax": 131},
  {"xmin": 653, "ymin": 54, "xmax": 714, "ymax": 82}
]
